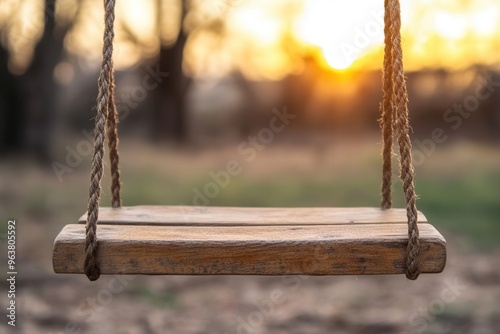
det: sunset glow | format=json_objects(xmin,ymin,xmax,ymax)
[
  {"xmin": 294, "ymin": 0, "xmax": 387, "ymax": 70},
  {"xmin": 1, "ymin": 0, "xmax": 499, "ymax": 76}
]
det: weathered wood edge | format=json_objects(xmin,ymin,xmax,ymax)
[
  {"xmin": 53, "ymin": 223, "xmax": 446, "ymax": 276},
  {"xmin": 77, "ymin": 206, "xmax": 429, "ymax": 226}
]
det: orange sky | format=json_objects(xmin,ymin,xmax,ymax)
[{"xmin": 2, "ymin": 0, "xmax": 500, "ymax": 78}]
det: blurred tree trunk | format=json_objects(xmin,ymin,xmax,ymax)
[
  {"xmin": 21, "ymin": 0, "xmax": 63, "ymax": 162},
  {"xmin": 0, "ymin": 46, "xmax": 24, "ymax": 154},
  {"xmin": 152, "ymin": 0, "xmax": 190, "ymax": 143}
]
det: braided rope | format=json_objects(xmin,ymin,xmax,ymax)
[
  {"xmin": 106, "ymin": 65, "xmax": 122, "ymax": 208},
  {"xmin": 380, "ymin": 0, "xmax": 395, "ymax": 210},
  {"xmin": 382, "ymin": 0, "xmax": 420, "ymax": 280},
  {"xmin": 84, "ymin": 0, "xmax": 120, "ymax": 281}
]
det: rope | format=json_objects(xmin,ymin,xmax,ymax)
[
  {"xmin": 107, "ymin": 66, "xmax": 122, "ymax": 208},
  {"xmin": 380, "ymin": 0, "xmax": 394, "ymax": 210},
  {"xmin": 381, "ymin": 0, "xmax": 420, "ymax": 280},
  {"xmin": 84, "ymin": 0, "xmax": 121, "ymax": 281}
]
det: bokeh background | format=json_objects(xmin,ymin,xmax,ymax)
[{"xmin": 1, "ymin": 0, "xmax": 500, "ymax": 333}]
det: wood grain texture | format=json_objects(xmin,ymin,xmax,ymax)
[
  {"xmin": 54, "ymin": 206, "xmax": 446, "ymax": 276},
  {"xmin": 78, "ymin": 206, "xmax": 429, "ymax": 226}
]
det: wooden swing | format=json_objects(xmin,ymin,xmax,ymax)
[{"xmin": 52, "ymin": 0, "xmax": 446, "ymax": 281}]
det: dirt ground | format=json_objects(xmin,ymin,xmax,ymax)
[
  {"xmin": 1, "ymin": 139, "xmax": 499, "ymax": 334},
  {"xmin": 8, "ymin": 243, "xmax": 500, "ymax": 334}
]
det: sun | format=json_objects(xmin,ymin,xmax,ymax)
[
  {"xmin": 322, "ymin": 46, "xmax": 356, "ymax": 70},
  {"xmin": 293, "ymin": 0, "xmax": 386, "ymax": 71}
]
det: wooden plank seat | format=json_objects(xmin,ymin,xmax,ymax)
[{"xmin": 52, "ymin": 206, "xmax": 447, "ymax": 276}]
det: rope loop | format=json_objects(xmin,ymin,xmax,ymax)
[
  {"xmin": 381, "ymin": 0, "xmax": 420, "ymax": 280},
  {"xmin": 84, "ymin": 0, "xmax": 121, "ymax": 281}
]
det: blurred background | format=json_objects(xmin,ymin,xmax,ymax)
[{"xmin": 1, "ymin": 0, "xmax": 499, "ymax": 333}]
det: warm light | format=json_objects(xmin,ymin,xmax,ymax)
[
  {"xmin": 294, "ymin": 0, "xmax": 385, "ymax": 71},
  {"xmin": 1, "ymin": 0, "xmax": 500, "ymax": 75},
  {"xmin": 118, "ymin": 0, "xmax": 156, "ymax": 41},
  {"xmin": 183, "ymin": 1, "xmax": 296, "ymax": 80},
  {"xmin": 472, "ymin": 9, "xmax": 498, "ymax": 35},
  {"xmin": 434, "ymin": 12, "xmax": 467, "ymax": 40},
  {"xmin": 323, "ymin": 47, "xmax": 354, "ymax": 70},
  {"xmin": 230, "ymin": 6, "xmax": 282, "ymax": 45}
]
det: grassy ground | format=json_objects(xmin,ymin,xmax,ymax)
[
  {"xmin": 1, "ymin": 138, "xmax": 499, "ymax": 333},
  {"xmin": 2, "ymin": 137, "xmax": 499, "ymax": 264},
  {"xmin": 4, "ymin": 138, "xmax": 499, "ymax": 250},
  {"xmin": 105, "ymin": 139, "xmax": 500, "ymax": 250}
]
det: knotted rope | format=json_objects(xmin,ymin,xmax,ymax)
[
  {"xmin": 84, "ymin": 0, "xmax": 121, "ymax": 281},
  {"xmin": 380, "ymin": 0, "xmax": 420, "ymax": 280}
]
